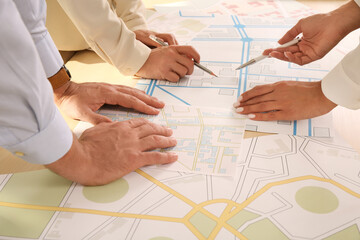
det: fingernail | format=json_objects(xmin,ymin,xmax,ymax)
[
  {"xmin": 237, "ymin": 96, "xmax": 243, "ymax": 102},
  {"xmin": 248, "ymin": 114, "xmax": 256, "ymax": 119},
  {"xmin": 160, "ymin": 100, "xmax": 165, "ymax": 105},
  {"xmin": 233, "ymin": 102, "xmax": 240, "ymax": 108},
  {"xmin": 169, "ymin": 152, "xmax": 178, "ymax": 160},
  {"xmin": 235, "ymin": 107, "xmax": 244, "ymax": 113},
  {"xmin": 284, "ymin": 52, "xmax": 289, "ymax": 58}
]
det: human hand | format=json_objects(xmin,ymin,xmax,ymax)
[
  {"xmin": 54, "ymin": 81, "xmax": 165, "ymax": 125},
  {"xmin": 134, "ymin": 29, "xmax": 178, "ymax": 47},
  {"xmin": 136, "ymin": 45, "xmax": 200, "ymax": 82},
  {"xmin": 263, "ymin": 1, "xmax": 360, "ymax": 65},
  {"xmin": 46, "ymin": 118, "xmax": 178, "ymax": 185},
  {"xmin": 233, "ymin": 81, "xmax": 337, "ymax": 121}
]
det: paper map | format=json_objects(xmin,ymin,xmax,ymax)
[
  {"xmin": 75, "ymin": 105, "xmax": 247, "ymax": 176},
  {"xmin": 1, "ymin": 0, "xmax": 360, "ymax": 239},
  {"xmin": 1, "ymin": 134, "xmax": 359, "ymax": 239},
  {"xmin": 145, "ymin": 11, "xmax": 347, "ymax": 137}
]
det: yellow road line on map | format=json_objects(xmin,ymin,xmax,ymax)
[
  {"xmin": 1, "ymin": 174, "xmax": 358, "ymax": 240},
  {"xmin": 225, "ymin": 175, "xmax": 360, "ymax": 221},
  {"xmin": 0, "ymin": 201, "xmax": 183, "ymax": 223},
  {"xmin": 135, "ymin": 169, "xmax": 198, "ymax": 207},
  {"xmin": 183, "ymin": 221, "xmax": 207, "ymax": 240},
  {"xmin": 208, "ymin": 203, "xmax": 238, "ymax": 239}
]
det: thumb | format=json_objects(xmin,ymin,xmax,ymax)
[
  {"xmin": 83, "ymin": 110, "xmax": 112, "ymax": 125},
  {"xmin": 262, "ymin": 48, "xmax": 274, "ymax": 56},
  {"xmin": 278, "ymin": 22, "xmax": 301, "ymax": 44}
]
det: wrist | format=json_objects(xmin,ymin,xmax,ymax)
[
  {"xmin": 318, "ymin": 81, "xmax": 337, "ymax": 111},
  {"xmin": 48, "ymin": 65, "xmax": 72, "ymax": 90},
  {"xmin": 46, "ymin": 133, "xmax": 89, "ymax": 185},
  {"xmin": 53, "ymin": 80, "xmax": 73, "ymax": 105},
  {"xmin": 330, "ymin": 1, "xmax": 360, "ymax": 34}
]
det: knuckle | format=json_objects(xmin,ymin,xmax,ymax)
[
  {"xmin": 259, "ymin": 102, "xmax": 268, "ymax": 110},
  {"xmin": 150, "ymin": 135, "xmax": 163, "ymax": 144},
  {"xmin": 152, "ymin": 152, "xmax": 163, "ymax": 159},
  {"xmin": 128, "ymin": 96, "xmax": 139, "ymax": 106},
  {"xmin": 125, "ymin": 149, "xmax": 140, "ymax": 160},
  {"xmin": 252, "ymin": 85, "xmax": 263, "ymax": 92}
]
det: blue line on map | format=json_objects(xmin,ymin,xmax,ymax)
[
  {"xmin": 293, "ymin": 120, "xmax": 297, "ymax": 135},
  {"xmin": 179, "ymin": 10, "xmax": 215, "ymax": 18},
  {"xmin": 150, "ymin": 80, "xmax": 157, "ymax": 96},
  {"xmin": 146, "ymin": 80, "xmax": 154, "ymax": 95},
  {"xmin": 156, "ymin": 86, "xmax": 191, "ymax": 105},
  {"xmin": 308, "ymin": 119, "xmax": 312, "ymax": 136},
  {"xmin": 234, "ymin": 16, "xmax": 249, "ymax": 38}
]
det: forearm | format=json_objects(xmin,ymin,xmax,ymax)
[
  {"xmin": 57, "ymin": 0, "xmax": 151, "ymax": 76},
  {"xmin": 46, "ymin": 133, "xmax": 96, "ymax": 185},
  {"xmin": 330, "ymin": 0, "xmax": 360, "ymax": 35}
]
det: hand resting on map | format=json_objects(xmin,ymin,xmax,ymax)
[
  {"xmin": 54, "ymin": 81, "xmax": 165, "ymax": 125},
  {"xmin": 233, "ymin": 81, "xmax": 337, "ymax": 121}
]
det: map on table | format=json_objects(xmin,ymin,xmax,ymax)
[
  {"xmin": 145, "ymin": 11, "xmax": 355, "ymax": 137},
  {"xmin": 75, "ymin": 105, "xmax": 247, "ymax": 176},
  {"xmin": 1, "ymin": 134, "xmax": 359, "ymax": 239}
]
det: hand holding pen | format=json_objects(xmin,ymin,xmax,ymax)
[
  {"xmin": 236, "ymin": 37, "xmax": 301, "ymax": 70},
  {"xmin": 150, "ymin": 35, "xmax": 218, "ymax": 77}
]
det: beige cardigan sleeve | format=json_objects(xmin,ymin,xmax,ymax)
[
  {"xmin": 109, "ymin": 0, "xmax": 148, "ymax": 31},
  {"xmin": 321, "ymin": 0, "xmax": 360, "ymax": 110},
  {"xmin": 57, "ymin": 0, "xmax": 151, "ymax": 76}
]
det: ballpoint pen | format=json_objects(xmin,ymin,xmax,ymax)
[
  {"xmin": 235, "ymin": 37, "xmax": 301, "ymax": 70},
  {"xmin": 149, "ymin": 35, "xmax": 218, "ymax": 77}
]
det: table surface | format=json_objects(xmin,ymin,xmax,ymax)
[{"xmin": 0, "ymin": 0, "xmax": 349, "ymax": 175}]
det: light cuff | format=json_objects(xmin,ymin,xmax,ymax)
[{"xmin": 5, "ymin": 109, "xmax": 73, "ymax": 165}]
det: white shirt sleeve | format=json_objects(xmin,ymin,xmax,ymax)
[
  {"xmin": 321, "ymin": 0, "xmax": 360, "ymax": 110},
  {"xmin": 57, "ymin": 0, "xmax": 151, "ymax": 76},
  {"xmin": 13, "ymin": 0, "xmax": 64, "ymax": 78},
  {"xmin": 0, "ymin": 0, "xmax": 73, "ymax": 165}
]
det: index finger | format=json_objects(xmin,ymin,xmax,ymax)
[
  {"xmin": 241, "ymin": 84, "xmax": 275, "ymax": 103},
  {"xmin": 157, "ymin": 33, "xmax": 178, "ymax": 45},
  {"xmin": 278, "ymin": 21, "xmax": 302, "ymax": 45},
  {"xmin": 174, "ymin": 45, "xmax": 201, "ymax": 63},
  {"xmin": 107, "ymin": 92, "xmax": 160, "ymax": 115}
]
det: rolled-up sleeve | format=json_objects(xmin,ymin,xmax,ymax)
[
  {"xmin": 321, "ymin": 0, "xmax": 360, "ymax": 109},
  {"xmin": 322, "ymin": 43, "xmax": 360, "ymax": 109},
  {"xmin": 57, "ymin": 0, "xmax": 151, "ymax": 76},
  {"xmin": 0, "ymin": 0, "xmax": 73, "ymax": 165}
]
